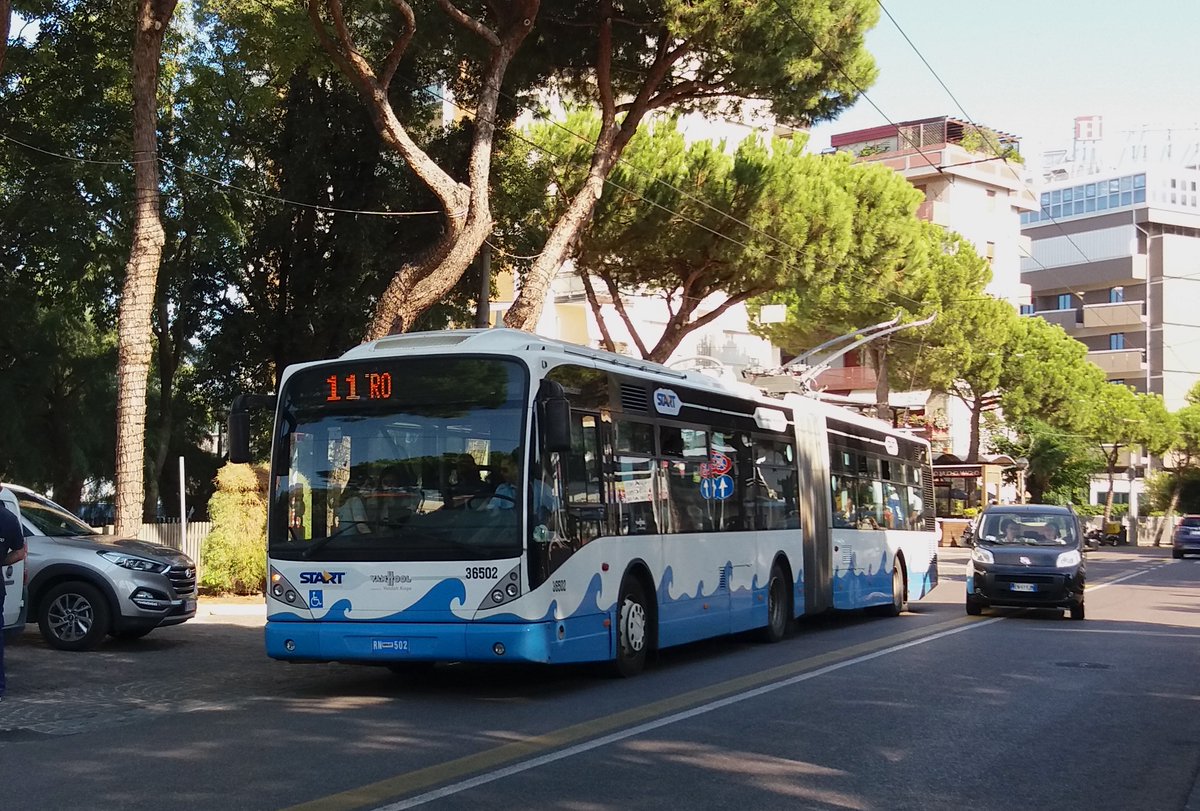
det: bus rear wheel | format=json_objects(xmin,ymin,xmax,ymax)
[
  {"xmin": 867, "ymin": 562, "xmax": 905, "ymax": 617},
  {"xmin": 610, "ymin": 576, "xmax": 650, "ymax": 678},
  {"xmin": 756, "ymin": 561, "xmax": 790, "ymax": 643}
]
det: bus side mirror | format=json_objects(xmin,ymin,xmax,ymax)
[
  {"xmin": 542, "ymin": 397, "xmax": 572, "ymax": 454},
  {"xmin": 228, "ymin": 411, "xmax": 252, "ymax": 464},
  {"xmin": 228, "ymin": 393, "xmax": 276, "ymax": 464}
]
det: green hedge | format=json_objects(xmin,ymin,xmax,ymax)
[
  {"xmin": 1073, "ymin": 503, "xmax": 1129, "ymax": 519},
  {"xmin": 200, "ymin": 463, "xmax": 269, "ymax": 595}
]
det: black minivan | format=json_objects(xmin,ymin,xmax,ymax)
[{"xmin": 965, "ymin": 504, "xmax": 1086, "ymax": 620}]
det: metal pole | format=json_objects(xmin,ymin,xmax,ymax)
[
  {"xmin": 474, "ymin": 242, "xmax": 492, "ymax": 328},
  {"xmin": 178, "ymin": 456, "xmax": 187, "ymax": 552}
]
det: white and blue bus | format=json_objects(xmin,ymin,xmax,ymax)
[{"xmin": 229, "ymin": 329, "xmax": 938, "ymax": 676}]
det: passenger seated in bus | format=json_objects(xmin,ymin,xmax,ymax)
[
  {"xmin": 447, "ymin": 454, "xmax": 487, "ymax": 507},
  {"xmin": 375, "ymin": 464, "xmax": 422, "ymax": 526},
  {"xmin": 335, "ymin": 474, "xmax": 372, "ymax": 534}
]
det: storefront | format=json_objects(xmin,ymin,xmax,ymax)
[{"xmin": 932, "ymin": 454, "xmax": 1017, "ymax": 518}]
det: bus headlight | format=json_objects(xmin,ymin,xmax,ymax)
[{"xmin": 477, "ymin": 564, "xmax": 524, "ymax": 610}]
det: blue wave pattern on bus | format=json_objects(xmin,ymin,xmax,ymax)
[
  {"xmin": 289, "ymin": 577, "xmax": 469, "ymax": 623},
  {"xmin": 476, "ymin": 573, "xmax": 607, "ymax": 624},
  {"xmin": 656, "ymin": 562, "xmax": 737, "ymax": 602},
  {"xmin": 831, "ymin": 547, "xmax": 936, "ymax": 609}
]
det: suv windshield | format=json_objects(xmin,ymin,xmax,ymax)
[
  {"xmin": 977, "ymin": 512, "xmax": 1076, "ymax": 545},
  {"xmin": 1180, "ymin": 517, "xmax": 1200, "ymax": 528},
  {"xmin": 18, "ymin": 492, "xmax": 99, "ymax": 537},
  {"xmin": 270, "ymin": 356, "xmax": 529, "ymax": 562}
]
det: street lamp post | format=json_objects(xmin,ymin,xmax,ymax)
[{"xmin": 1132, "ymin": 215, "xmax": 1156, "ymax": 494}]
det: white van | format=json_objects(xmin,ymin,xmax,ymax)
[{"xmin": 1, "ymin": 487, "xmax": 28, "ymax": 635}]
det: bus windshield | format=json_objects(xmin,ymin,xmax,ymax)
[{"xmin": 270, "ymin": 357, "xmax": 529, "ymax": 562}]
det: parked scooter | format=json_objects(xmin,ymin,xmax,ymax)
[{"xmin": 1085, "ymin": 524, "xmax": 1124, "ymax": 546}]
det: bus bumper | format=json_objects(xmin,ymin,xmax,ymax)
[{"xmin": 265, "ymin": 615, "xmax": 613, "ymax": 665}]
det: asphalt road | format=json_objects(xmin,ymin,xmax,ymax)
[{"xmin": 2, "ymin": 546, "xmax": 1198, "ymax": 811}]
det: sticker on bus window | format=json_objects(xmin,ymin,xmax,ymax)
[{"xmin": 709, "ymin": 451, "xmax": 732, "ymax": 475}]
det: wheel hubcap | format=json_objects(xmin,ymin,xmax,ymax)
[
  {"xmin": 622, "ymin": 598, "xmax": 646, "ymax": 653},
  {"xmin": 48, "ymin": 594, "xmax": 93, "ymax": 642}
]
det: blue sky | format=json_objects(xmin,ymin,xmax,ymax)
[{"xmin": 807, "ymin": 0, "xmax": 1200, "ymax": 164}]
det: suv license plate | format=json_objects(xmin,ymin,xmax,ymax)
[{"xmin": 1010, "ymin": 583, "xmax": 1037, "ymax": 592}]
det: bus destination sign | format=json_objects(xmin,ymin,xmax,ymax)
[{"xmin": 324, "ymin": 371, "xmax": 393, "ymax": 402}]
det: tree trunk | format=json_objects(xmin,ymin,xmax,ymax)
[
  {"xmin": 579, "ymin": 272, "xmax": 616, "ymax": 353},
  {"xmin": 872, "ymin": 342, "xmax": 891, "ymax": 422},
  {"xmin": 366, "ymin": 213, "xmax": 490, "ymax": 340},
  {"xmin": 1026, "ymin": 477, "xmax": 1046, "ymax": 504},
  {"xmin": 644, "ymin": 289, "xmax": 761, "ymax": 365},
  {"xmin": 966, "ymin": 398, "xmax": 983, "ymax": 463},
  {"xmin": 0, "ymin": 0, "xmax": 11, "ymax": 76},
  {"xmin": 149, "ymin": 292, "xmax": 176, "ymax": 519},
  {"xmin": 1102, "ymin": 448, "xmax": 1118, "ymax": 524},
  {"xmin": 114, "ymin": 0, "xmax": 177, "ymax": 538},
  {"xmin": 1155, "ymin": 483, "xmax": 1182, "ymax": 546},
  {"xmin": 503, "ymin": 153, "xmax": 613, "ymax": 331},
  {"xmin": 503, "ymin": 19, "xmax": 685, "ymax": 332}
]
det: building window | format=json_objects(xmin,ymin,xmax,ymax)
[
  {"xmin": 1019, "ymin": 304, "xmax": 1034, "ymax": 315},
  {"xmin": 1109, "ymin": 333, "xmax": 1125, "ymax": 350},
  {"xmin": 985, "ymin": 242, "xmax": 995, "ymax": 263},
  {"xmin": 1110, "ymin": 287, "xmax": 1124, "ymax": 303},
  {"xmin": 1057, "ymin": 293, "xmax": 1073, "ymax": 310}
]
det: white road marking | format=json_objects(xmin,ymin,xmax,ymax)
[
  {"xmin": 372, "ymin": 617, "xmax": 1004, "ymax": 810},
  {"xmin": 372, "ymin": 558, "xmax": 1175, "ymax": 810}
]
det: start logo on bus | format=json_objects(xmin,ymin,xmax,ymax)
[{"xmin": 653, "ymin": 388, "xmax": 683, "ymax": 416}]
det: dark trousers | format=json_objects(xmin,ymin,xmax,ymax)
[{"xmin": 0, "ymin": 591, "xmax": 6, "ymax": 696}]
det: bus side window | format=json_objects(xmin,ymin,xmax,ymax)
[
  {"xmin": 564, "ymin": 412, "xmax": 604, "ymax": 545},
  {"xmin": 615, "ymin": 456, "xmax": 657, "ymax": 535}
]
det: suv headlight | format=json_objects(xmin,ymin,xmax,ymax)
[
  {"xmin": 970, "ymin": 547, "xmax": 994, "ymax": 565},
  {"xmin": 99, "ymin": 551, "xmax": 170, "ymax": 573},
  {"xmin": 1056, "ymin": 550, "xmax": 1082, "ymax": 568}
]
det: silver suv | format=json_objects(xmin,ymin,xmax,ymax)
[{"xmin": 4, "ymin": 483, "xmax": 197, "ymax": 651}]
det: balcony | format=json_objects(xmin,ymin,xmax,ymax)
[
  {"xmin": 1082, "ymin": 300, "xmax": 1146, "ymax": 331},
  {"xmin": 1035, "ymin": 308, "xmax": 1081, "ymax": 330},
  {"xmin": 1088, "ymin": 348, "xmax": 1146, "ymax": 377},
  {"xmin": 1021, "ymin": 254, "xmax": 1147, "ymax": 292}
]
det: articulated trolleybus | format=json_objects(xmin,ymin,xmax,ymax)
[{"xmin": 229, "ymin": 329, "xmax": 938, "ymax": 676}]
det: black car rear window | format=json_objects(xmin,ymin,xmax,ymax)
[{"xmin": 1181, "ymin": 517, "xmax": 1200, "ymax": 528}]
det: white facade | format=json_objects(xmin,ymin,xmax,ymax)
[{"xmin": 830, "ymin": 117, "xmax": 1037, "ymax": 311}]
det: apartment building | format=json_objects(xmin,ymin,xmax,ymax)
[
  {"xmin": 831, "ymin": 115, "xmax": 1037, "ymax": 308},
  {"xmin": 1020, "ymin": 166, "xmax": 1200, "ymax": 411}
]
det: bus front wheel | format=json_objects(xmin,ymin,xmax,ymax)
[{"xmin": 610, "ymin": 576, "xmax": 650, "ymax": 678}]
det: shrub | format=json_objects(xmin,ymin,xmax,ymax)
[{"xmin": 201, "ymin": 463, "xmax": 269, "ymax": 595}]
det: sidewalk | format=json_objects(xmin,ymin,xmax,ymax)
[{"xmin": 197, "ymin": 595, "xmax": 267, "ymax": 618}]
